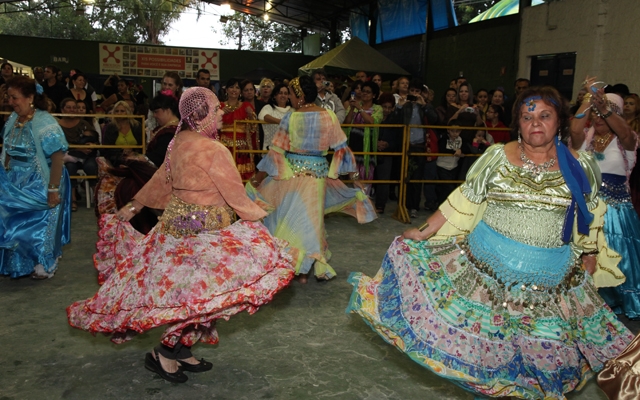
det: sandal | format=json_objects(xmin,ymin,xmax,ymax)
[
  {"xmin": 145, "ymin": 350, "xmax": 188, "ymax": 383},
  {"xmin": 375, "ymin": 208, "xmax": 384, "ymax": 214},
  {"xmin": 71, "ymin": 201, "xmax": 78, "ymax": 212}
]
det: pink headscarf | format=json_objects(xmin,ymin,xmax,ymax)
[{"xmin": 165, "ymin": 87, "xmax": 224, "ymax": 182}]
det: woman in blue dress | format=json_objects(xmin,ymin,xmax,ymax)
[
  {"xmin": 0, "ymin": 75, "xmax": 71, "ymax": 279},
  {"xmin": 570, "ymin": 77, "xmax": 640, "ymax": 319}
]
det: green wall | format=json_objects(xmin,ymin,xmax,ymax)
[
  {"xmin": 0, "ymin": 34, "xmax": 314, "ymax": 92},
  {"xmin": 425, "ymin": 15, "xmax": 520, "ymax": 103}
]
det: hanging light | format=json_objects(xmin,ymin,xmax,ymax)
[
  {"xmin": 220, "ymin": 2, "xmax": 231, "ymax": 12},
  {"xmin": 263, "ymin": 13, "xmax": 269, "ymax": 21}
]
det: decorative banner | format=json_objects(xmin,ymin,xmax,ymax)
[
  {"xmin": 100, "ymin": 43, "xmax": 220, "ymax": 80},
  {"xmin": 99, "ymin": 43, "xmax": 123, "ymax": 74}
]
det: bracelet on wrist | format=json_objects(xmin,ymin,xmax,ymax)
[
  {"xmin": 48, "ymin": 183, "xmax": 59, "ymax": 189},
  {"xmin": 126, "ymin": 202, "xmax": 137, "ymax": 214},
  {"xmin": 47, "ymin": 189, "xmax": 59, "ymax": 193},
  {"xmin": 418, "ymin": 221, "xmax": 430, "ymax": 232}
]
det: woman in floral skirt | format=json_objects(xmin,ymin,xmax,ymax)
[{"xmin": 67, "ymin": 87, "xmax": 295, "ymax": 383}]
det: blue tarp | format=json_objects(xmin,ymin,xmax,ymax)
[{"xmin": 350, "ymin": 0, "xmax": 427, "ymax": 44}]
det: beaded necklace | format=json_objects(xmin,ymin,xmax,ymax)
[{"xmin": 519, "ymin": 144, "xmax": 556, "ymax": 176}]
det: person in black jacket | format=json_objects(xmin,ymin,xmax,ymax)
[
  {"xmin": 374, "ymin": 93, "xmax": 402, "ymax": 213},
  {"xmin": 396, "ymin": 79, "xmax": 439, "ymax": 218},
  {"xmin": 435, "ymin": 119, "xmax": 470, "ymax": 203}
]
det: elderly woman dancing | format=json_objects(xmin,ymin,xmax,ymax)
[
  {"xmin": 67, "ymin": 87, "xmax": 296, "ymax": 383},
  {"xmin": 0, "ymin": 76, "xmax": 70, "ymax": 279},
  {"xmin": 248, "ymin": 75, "xmax": 376, "ymax": 283},
  {"xmin": 570, "ymin": 76, "xmax": 640, "ymax": 320},
  {"xmin": 348, "ymin": 86, "xmax": 633, "ymax": 399}
]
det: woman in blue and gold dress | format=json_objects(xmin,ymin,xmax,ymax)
[
  {"xmin": 570, "ymin": 79, "xmax": 640, "ymax": 320},
  {"xmin": 348, "ymin": 86, "xmax": 633, "ymax": 399},
  {"xmin": 0, "ymin": 76, "xmax": 70, "ymax": 279}
]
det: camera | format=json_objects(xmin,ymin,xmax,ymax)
[
  {"xmin": 407, "ymin": 95, "xmax": 417, "ymax": 101},
  {"xmin": 464, "ymin": 107, "xmax": 475, "ymax": 113},
  {"xmin": 323, "ymin": 81, "xmax": 330, "ymax": 87},
  {"xmin": 350, "ymin": 91, "xmax": 356, "ymax": 100}
]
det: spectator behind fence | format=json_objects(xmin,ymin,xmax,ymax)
[
  {"xmin": 475, "ymin": 88, "xmax": 489, "ymax": 121},
  {"xmin": 503, "ymin": 78, "xmax": 530, "ymax": 126},
  {"xmin": 145, "ymin": 72, "xmax": 183, "ymax": 142},
  {"xmin": 313, "ymin": 69, "xmax": 345, "ymax": 123},
  {"xmin": 102, "ymin": 101, "xmax": 142, "ymax": 167},
  {"xmin": 75, "ymin": 99, "xmax": 102, "ymax": 140},
  {"xmin": 33, "ymin": 66, "xmax": 44, "ymax": 85},
  {"xmin": 67, "ymin": 72, "xmax": 97, "ymax": 114},
  {"xmin": 0, "ymin": 62, "xmax": 13, "ymax": 86},
  {"xmin": 436, "ymin": 119, "xmax": 468, "ymax": 203},
  {"xmin": 42, "ymin": 65, "xmax": 68, "ymax": 111},
  {"xmin": 485, "ymin": 104, "xmax": 509, "ymax": 143},
  {"xmin": 343, "ymin": 80, "xmax": 364, "ymax": 111},
  {"xmin": 490, "ymin": 88, "xmax": 506, "ymax": 120},
  {"xmin": 101, "ymin": 79, "xmax": 135, "ymax": 112},
  {"xmin": 0, "ymin": 75, "xmax": 70, "ymax": 279},
  {"xmin": 219, "ymin": 78, "xmax": 258, "ymax": 180},
  {"xmin": 57, "ymin": 98, "xmax": 99, "ymax": 212},
  {"xmin": 436, "ymin": 87, "xmax": 457, "ymax": 125},
  {"xmin": 397, "ymin": 78, "xmax": 438, "ymax": 218},
  {"xmin": 344, "ymin": 81, "xmax": 382, "ymax": 195},
  {"xmin": 374, "ymin": 93, "xmax": 402, "ymax": 214},
  {"xmin": 258, "ymin": 78, "xmax": 274, "ymax": 103},
  {"xmin": 195, "ymin": 68, "xmax": 211, "ymax": 89},
  {"xmin": 258, "ymin": 83, "xmax": 291, "ymax": 150}
]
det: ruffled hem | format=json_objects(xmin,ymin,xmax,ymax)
[
  {"xmin": 347, "ymin": 238, "xmax": 633, "ymax": 399},
  {"xmin": 69, "ymin": 214, "xmax": 295, "ymax": 344},
  {"xmin": 257, "ymin": 148, "xmax": 293, "ymax": 180},
  {"xmin": 328, "ymin": 143, "xmax": 357, "ymax": 179}
]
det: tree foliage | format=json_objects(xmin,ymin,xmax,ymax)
[
  {"xmin": 453, "ymin": 0, "xmax": 500, "ymax": 24},
  {"xmin": 214, "ymin": 11, "xmax": 349, "ymax": 53},
  {"xmin": 0, "ymin": 0, "xmax": 192, "ymax": 44}
]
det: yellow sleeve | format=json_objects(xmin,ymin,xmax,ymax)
[
  {"xmin": 432, "ymin": 187, "xmax": 486, "ymax": 240},
  {"xmin": 572, "ymin": 151, "xmax": 625, "ymax": 288},
  {"xmin": 431, "ymin": 145, "xmax": 505, "ymax": 239}
]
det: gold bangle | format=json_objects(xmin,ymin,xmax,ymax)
[
  {"xmin": 126, "ymin": 202, "xmax": 137, "ymax": 214},
  {"xmin": 418, "ymin": 221, "xmax": 430, "ymax": 231}
]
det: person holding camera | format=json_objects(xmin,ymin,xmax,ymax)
[
  {"xmin": 396, "ymin": 79, "xmax": 438, "ymax": 218},
  {"xmin": 312, "ymin": 69, "xmax": 345, "ymax": 123}
]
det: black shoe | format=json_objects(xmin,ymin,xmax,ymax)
[
  {"xmin": 178, "ymin": 358, "xmax": 213, "ymax": 373},
  {"xmin": 145, "ymin": 351, "xmax": 188, "ymax": 383}
]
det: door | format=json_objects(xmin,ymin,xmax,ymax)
[{"xmin": 530, "ymin": 52, "xmax": 576, "ymax": 101}]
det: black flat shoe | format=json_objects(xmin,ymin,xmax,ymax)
[
  {"xmin": 178, "ymin": 358, "xmax": 213, "ymax": 373},
  {"xmin": 145, "ymin": 351, "xmax": 188, "ymax": 383}
]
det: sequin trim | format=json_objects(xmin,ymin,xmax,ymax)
[
  {"xmin": 158, "ymin": 195, "xmax": 235, "ymax": 237},
  {"xmin": 446, "ymin": 198, "xmax": 474, "ymax": 216},
  {"xmin": 286, "ymin": 153, "xmax": 329, "ymax": 179},
  {"xmin": 487, "ymin": 191, "xmax": 572, "ymax": 207}
]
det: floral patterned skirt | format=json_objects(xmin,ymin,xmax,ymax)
[
  {"xmin": 67, "ymin": 214, "xmax": 295, "ymax": 348},
  {"xmin": 347, "ymin": 226, "xmax": 633, "ymax": 399}
]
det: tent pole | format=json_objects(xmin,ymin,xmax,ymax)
[{"xmin": 368, "ymin": 0, "xmax": 378, "ymax": 46}]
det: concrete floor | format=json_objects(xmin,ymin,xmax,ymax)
[{"xmin": 1, "ymin": 204, "xmax": 638, "ymax": 400}]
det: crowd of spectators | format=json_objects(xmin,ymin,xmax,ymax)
[{"xmin": 2, "ymin": 60, "xmax": 638, "ymax": 217}]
